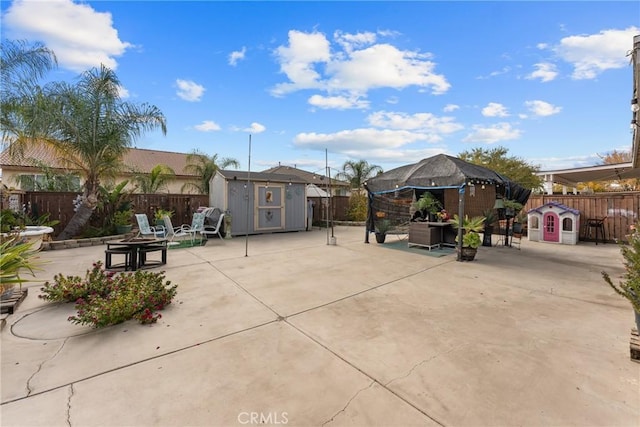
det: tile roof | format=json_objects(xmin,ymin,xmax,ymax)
[{"xmin": 0, "ymin": 144, "xmax": 196, "ymax": 176}]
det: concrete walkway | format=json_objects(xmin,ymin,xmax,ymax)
[{"xmin": 1, "ymin": 226, "xmax": 638, "ymax": 426}]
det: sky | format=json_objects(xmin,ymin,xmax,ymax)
[{"xmin": 1, "ymin": 0, "xmax": 639, "ymax": 175}]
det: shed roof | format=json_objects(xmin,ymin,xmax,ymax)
[{"xmin": 217, "ymin": 170, "xmax": 307, "ymax": 184}]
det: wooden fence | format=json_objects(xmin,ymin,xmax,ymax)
[
  {"xmin": 10, "ymin": 192, "xmax": 209, "ymax": 237},
  {"xmin": 308, "ymin": 196, "xmax": 351, "ymax": 224},
  {"xmin": 525, "ymin": 192, "xmax": 640, "ymax": 242}
]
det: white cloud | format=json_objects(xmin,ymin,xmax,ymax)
[
  {"xmin": 243, "ymin": 122, "xmax": 266, "ymax": 134},
  {"xmin": 308, "ymin": 94, "xmax": 369, "ymax": 110},
  {"xmin": 462, "ymin": 123, "xmax": 521, "ymax": 144},
  {"xmin": 333, "ymin": 30, "xmax": 377, "ymax": 53},
  {"xmin": 229, "ymin": 47, "xmax": 247, "ymax": 66},
  {"xmin": 526, "ymin": 62, "xmax": 558, "ymax": 82},
  {"xmin": 271, "ymin": 29, "xmax": 450, "ymax": 100},
  {"xmin": 552, "ymin": 26, "xmax": 639, "ymax": 79},
  {"xmin": 366, "ymin": 111, "xmax": 463, "ymax": 139},
  {"xmin": 194, "ymin": 120, "xmax": 221, "ymax": 132},
  {"xmin": 443, "ymin": 104, "xmax": 459, "ymax": 112},
  {"xmin": 294, "ymin": 128, "xmax": 429, "ymax": 150},
  {"xmin": 271, "ymin": 30, "xmax": 332, "ymax": 96},
  {"xmin": 117, "ymin": 85, "xmax": 130, "ymax": 99},
  {"xmin": 525, "ymin": 100, "xmax": 561, "ymax": 116},
  {"xmin": 176, "ymin": 79, "xmax": 205, "ymax": 102},
  {"xmin": 481, "ymin": 102, "xmax": 509, "ymax": 117},
  {"xmin": 3, "ymin": 0, "xmax": 132, "ymax": 72}
]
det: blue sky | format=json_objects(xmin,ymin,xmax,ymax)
[{"xmin": 2, "ymin": 0, "xmax": 639, "ymax": 175}]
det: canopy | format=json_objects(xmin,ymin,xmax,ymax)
[
  {"xmin": 306, "ymin": 183, "xmax": 329, "ymax": 198},
  {"xmin": 365, "ymin": 154, "xmax": 530, "ymax": 203},
  {"xmin": 366, "ymin": 154, "xmax": 509, "ymax": 193}
]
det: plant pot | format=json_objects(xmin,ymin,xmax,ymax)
[
  {"xmin": 457, "ymin": 246, "xmax": 477, "ymax": 261},
  {"xmin": 375, "ymin": 232, "xmax": 386, "ymax": 244},
  {"xmin": 482, "ymin": 226, "xmax": 493, "ymax": 247},
  {"xmin": 115, "ymin": 224, "xmax": 133, "ymax": 235}
]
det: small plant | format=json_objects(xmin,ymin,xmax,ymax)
[
  {"xmin": 40, "ymin": 261, "xmax": 178, "ymax": 327},
  {"xmin": 113, "ymin": 209, "xmax": 134, "ymax": 226},
  {"xmin": 482, "ymin": 209, "xmax": 497, "ymax": 227},
  {"xmin": 154, "ymin": 208, "xmax": 174, "ymax": 222},
  {"xmin": 414, "ymin": 192, "xmax": 442, "ymax": 215},
  {"xmin": 375, "ymin": 219, "xmax": 392, "ymax": 235},
  {"xmin": 449, "ymin": 214, "xmax": 486, "ymax": 249},
  {"xmin": 602, "ymin": 228, "xmax": 640, "ymax": 316},
  {"xmin": 0, "ymin": 235, "xmax": 44, "ymax": 295}
]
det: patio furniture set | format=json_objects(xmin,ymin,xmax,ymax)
[{"xmin": 104, "ymin": 211, "xmax": 225, "ymax": 271}]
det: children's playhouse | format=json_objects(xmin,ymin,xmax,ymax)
[{"xmin": 527, "ymin": 201, "xmax": 580, "ymax": 245}]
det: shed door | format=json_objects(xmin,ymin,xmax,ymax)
[
  {"xmin": 543, "ymin": 212, "xmax": 559, "ymax": 242},
  {"xmin": 255, "ymin": 184, "xmax": 284, "ymax": 231}
]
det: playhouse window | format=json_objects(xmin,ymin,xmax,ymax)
[
  {"xmin": 562, "ymin": 218, "xmax": 573, "ymax": 231},
  {"xmin": 530, "ymin": 216, "xmax": 539, "ymax": 229}
]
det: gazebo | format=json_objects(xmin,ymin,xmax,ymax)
[{"xmin": 364, "ymin": 154, "xmax": 531, "ymax": 258}]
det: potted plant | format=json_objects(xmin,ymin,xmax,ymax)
[
  {"xmin": 449, "ymin": 214, "xmax": 485, "ymax": 261},
  {"xmin": 0, "ymin": 234, "xmax": 43, "ymax": 300},
  {"xmin": 482, "ymin": 208, "xmax": 497, "ymax": 247},
  {"xmin": 113, "ymin": 209, "xmax": 134, "ymax": 235},
  {"xmin": 375, "ymin": 219, "xmax": 392, "ymax": 244},
  {"xmin": 154, "ymin": 208, "xmax": 174, "ymax": 226},
  {"xmin": 602, "ymin": 226, "xmax": 640, "ymax": 333},
  {"xmin": 503, "ymin": 199, "xmax": 524, "ymax": 218},
  {"xmin": 414, "ymin": 192, "xmax": 442, "ymax": 221}
]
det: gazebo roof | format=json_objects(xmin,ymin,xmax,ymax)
[{"xmin": 366, "ymin": 154, "xmax": 507, "ymax": 192}]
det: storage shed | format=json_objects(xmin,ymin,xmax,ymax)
[
  {"xmin": 527, "ymin": 201, "xmax": 580, "ymax": 245},
  {"xmin": 209, "ymin": 170, "xmax": 308, "ymax": 236}
]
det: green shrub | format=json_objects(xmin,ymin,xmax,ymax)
[
  {"xmin": 40, "ymin": 262, "xmax": 177, "ymax": 327},
  {"xmin": 346, "ymin": 192, "xmax": 367, "ymax": 221}
]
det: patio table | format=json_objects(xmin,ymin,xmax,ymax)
[{"xmin": 106, "ymin": 238, "xmax": 167, "ymax": 271}]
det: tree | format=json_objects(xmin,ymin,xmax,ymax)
[
  {"xmin": 181, "ymin": 150, "xmax": 239, "ymax": 194},
  {"xmin": 335, "ymin": 160, "xmax": 383, "ymax": 190},
  {"xmin": 14, "ymin": 65, "xmax": 166, "ymax": 240},
  {"xmin": 458, "ymin": 146, "xmax": 543, "ymax": 191},
  {"xmin": 1, "ymin": 39, "xmax": 57, "ymax": 151},
  {"xmin": 132, "ymin": 164, "xmax": 175, "ymax": 193}
]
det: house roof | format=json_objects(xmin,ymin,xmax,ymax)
[
  {"xmin": 261, "ymin": 165, "xmax": 350, "ymax": 188},
  {"xmin": 0, "ymin": 144, "xmax": 197, "ymax": 177}
]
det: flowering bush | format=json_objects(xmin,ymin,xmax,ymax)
[{"xmin": 40, "ymin": 262, "xmax": 177, "ymax": 327}]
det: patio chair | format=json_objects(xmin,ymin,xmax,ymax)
[
  {"xmin": 135, "ymin": 213, "xmax": 165, "ymax": 238},
  {"xmin": 201, "ymin": 213, "xmax": 225, "ymax": 243},
  {"xmin": 163, "ymin": 212, "xmax": 206, "ymax": 245}
]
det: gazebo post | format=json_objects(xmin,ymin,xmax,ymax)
[{"xmin": 457, "ymin": 185, "xmax": 465, "ymax": 262}]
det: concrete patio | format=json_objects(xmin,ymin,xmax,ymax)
[{"xmin": 1, "ymin": 226, "xmax": 639, "ymax": 426}]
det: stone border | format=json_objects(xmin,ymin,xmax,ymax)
[{"xmin": 41, "ymin": 233, "xmax": 135, "ymax": 251}]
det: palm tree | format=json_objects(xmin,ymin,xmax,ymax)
[
  {"xmin": 181, "ymin": 150, "xmax": 239, "ymax": 194},
  {"xmin": 1, "ymin": 39, "xmax": 57, "ymax": 150},
  {"xmin": 20, "ymin": 65, "xmax": 166, "ymax": 240},
  {"xmin": 132, "ymin": 164, "xmax": 175, "ymax": 193},
  {"xmin": 336, "ymin": 160, "xmax": 383, "ymax": 190}
]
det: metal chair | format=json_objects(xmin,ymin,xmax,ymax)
[
  {"xmin": 163, "ymin": 212, "xmax": 206, "ymax": 245},
  {"xmin": 201, "ymin": 213, "xmax": 226, "ymax": 242},
  {"xmin": 135, "ymin": 214, "xmax": 165, "ymax": 238}
]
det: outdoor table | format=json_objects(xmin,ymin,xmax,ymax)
[
  {"xmin": 426, "ymin": 221, "xmax": 455, "ymax": 247},
  {"xmin": 106, "ymin": 238, "xmax": 167, "ymax": 271},
  {"xmin": 586, "ymin": 217, "xmax": 607, "ymax": 245}
]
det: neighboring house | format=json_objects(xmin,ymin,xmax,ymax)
[
  {"xmin": 0, "ymin": 145, "xmax": 201, "ymax": 194},
  {"xmin": 261, "ymin": 164, "xmax": 351, "ymax": 196}
]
